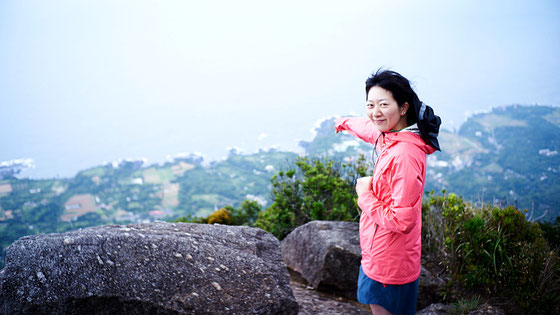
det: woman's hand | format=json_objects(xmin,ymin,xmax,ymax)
[{"xmin": 355, "ymin": 176, "xmax": 373, "ymax": 196}]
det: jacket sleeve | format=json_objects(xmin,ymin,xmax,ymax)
[
  {"xmin": 357, "ymin": 153, "xmax": 424, "ymax": 234},
  {"xmin": 334, "ymin": 117, "xmax": 380, "ymax": 144}
]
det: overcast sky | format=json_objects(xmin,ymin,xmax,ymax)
[{"xmin": 1, "ymin": 0, "xmax": 559, "ymax": 178}]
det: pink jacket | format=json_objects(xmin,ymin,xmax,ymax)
[{"xmin": 335, "ymin": 117, "xmax": 436, "ymax": 284}]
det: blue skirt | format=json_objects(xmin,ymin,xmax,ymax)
[{"xmin": 357, "ymin": 266, "xmax": 419, "ymax": 315}]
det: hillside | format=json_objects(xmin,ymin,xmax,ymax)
[
  {"xmin": 0, "ymin": 150, "xmax": 297, "ymax": 260},
  {"xmin": 1, "ymin": 105, "xmax": 559, "ymax": 265},
  {"xmin": 435, "ymin": 106, "xmax": 559, "ymax": 218}
]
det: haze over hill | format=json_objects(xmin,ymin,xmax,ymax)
[{"xmin": 2, "ymin": 1, "xmax": 559, "ymax": 179}]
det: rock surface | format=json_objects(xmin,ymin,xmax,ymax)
[
  {"xmin": 467, "ymin": 303, "xmax": 506, "ymax": 315},
  {"xmin": 414, "ymin": 302, "xmax": 505, "ymax": 315},
  {"xmin": 0, "ymin": 222, "xmax": 298, "ymax": 315},
  {"xmin": 281, "ymin": 221, "xmax": 361, "ymax": 298},
  {"xmin": 290, "ymin": 279, "xmax": 507, "ymax": 315},
  {"xmin": 417, "ymin": 264, "xmax": 446, "ymax": 310},
  {"xmin": 289, "ymin": 270, "xmax": 370, "ymax": 315},
  {"xmin": 415, "ymin": 303, "xmax": 453, "ymax": 314}
]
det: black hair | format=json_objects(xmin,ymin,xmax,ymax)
[
  {"xmin": 365, "ymin": 69, "xmax": 442, "ymax": 150},
  {"xmin": 365, "ymin": 69, "xmax": 420, "ymax": 126}
]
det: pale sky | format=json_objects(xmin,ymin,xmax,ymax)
[{"xmin": 1, "ymin": 0, "xmax": 559, "ymax": 178}]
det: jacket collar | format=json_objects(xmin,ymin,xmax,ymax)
[
  {"xmin": 380, "ymin": 126, "xmax": 436, "ymax": 155},
  {"xmin": 395, "ymin": 123, "xmax": 421, "ymax": 136}
]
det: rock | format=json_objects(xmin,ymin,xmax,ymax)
[
  {"xmin": 289, "ymin": 269, "xmax": 370, "ymax": 315},
  {"xmin": 468, "ymin": 303, "xmax": 505, "ymax": 315},
  {"xmin": 0, "ymin": 222, "xmax": 298, "ymax": 315},
  {"xmin": 416, "ymin": 302, "xmax": 506, "ymax": 315},
  {"xmin": 281, "ymin": 221, "xmax": 361, "ymax": 298},
  {"xmin": 415, "ymin": 303, "xmax": 453, "ymax": 314},
  {"xmin": 417, "ymin": 265, "xmax": 446, "ymax": 310}
]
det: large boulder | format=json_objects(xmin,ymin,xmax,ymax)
[
  {"xmin": 281, "ymin": 221, "xmax": 361, "ymax": 298},
  {"xmin": 0, "ymin": 222, "xmax": 298, "ymax": 314}
]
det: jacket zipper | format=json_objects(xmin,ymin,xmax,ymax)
[
  {"xmin": 370, "ymin": 224, "xmax": 378, "ymax": 251},
  {"xmin": 369, "ymin": 132, "xmax": 384, "ymax": 251}
]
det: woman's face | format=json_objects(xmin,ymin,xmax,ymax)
[{"xmin": 366, "ymin": 86, "xmax": 409, "ymax": 132}]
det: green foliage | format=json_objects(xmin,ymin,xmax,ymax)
[
  {"xmin": 423, "ymin": 191, "xmax": 560, "ymax": 313},
  {"xmin": 229, "ymin": 200, "xmax": 261, "ymax": 226},
  {"xmin": 255, "ymin": 156, "xmax": 368, "ymax": 239},
  {"xmin": 450, "ymin": 296, "xmax": 482, "ymax": 315}
]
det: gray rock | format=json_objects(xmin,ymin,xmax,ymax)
[
  {"xmin": 281, "ymin": 221, "xmax": 361, "ymax": 298},
  {"xmin": 467, "ymin": 303, "xmax": 505, "ymax": 315},
  {"xmin": 416, "ymin": 302, "xmax": 506, "ymax": 315},
  {"xmin": 415, "ymin": 303, "xmax": 453, "ymax": 314},
  {"xmin": 417, "ymin": 265, "xmax": 446, "ymax": 310},
  {"xmin": 0, "ymin": 222, "xmax": 298, "ymax": 315},
  {"xmin": 289, "ymin": 270, "xmax": 370, "ymax": 315},
  {"xmin": 419, "ymin": 265, "xmax": 446, "ymax": 288}
]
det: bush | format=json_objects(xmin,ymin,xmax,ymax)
[
  {"xmin": 255, "ymin": 156, "xmax": 367, "ymax": 239},
  {"xmin": 207, "ymin": 208, "xmax": 232, "ymax": 225},
  {"xmin": 423, "ymin": 191, "xmax": 560, "ymax": 313}
]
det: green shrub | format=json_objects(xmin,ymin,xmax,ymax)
[
  {"xmin": 423, "ymin": 191, "xmax": 560, "ymax": 313},
  {"xmin": 255, "ymin": 156, "xmax": 367, "ymax": 239}
]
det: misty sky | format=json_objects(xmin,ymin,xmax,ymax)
[{"xmin": 1, "ymin": 0, "xmax": 559, "ymax": 178}]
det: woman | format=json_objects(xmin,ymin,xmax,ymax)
[{"xmin": 335, "ymin": 70, "xmax": 441, "ymax": 315}]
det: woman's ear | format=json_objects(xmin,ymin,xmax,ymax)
[{"xmin": 401, "ymin": 102, "xmax": 410, "ymax": 116}]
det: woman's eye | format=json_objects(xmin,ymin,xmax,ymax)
[{"xmin": 380, "ymin": 103, "xmax": 388, "ymax": 107}]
